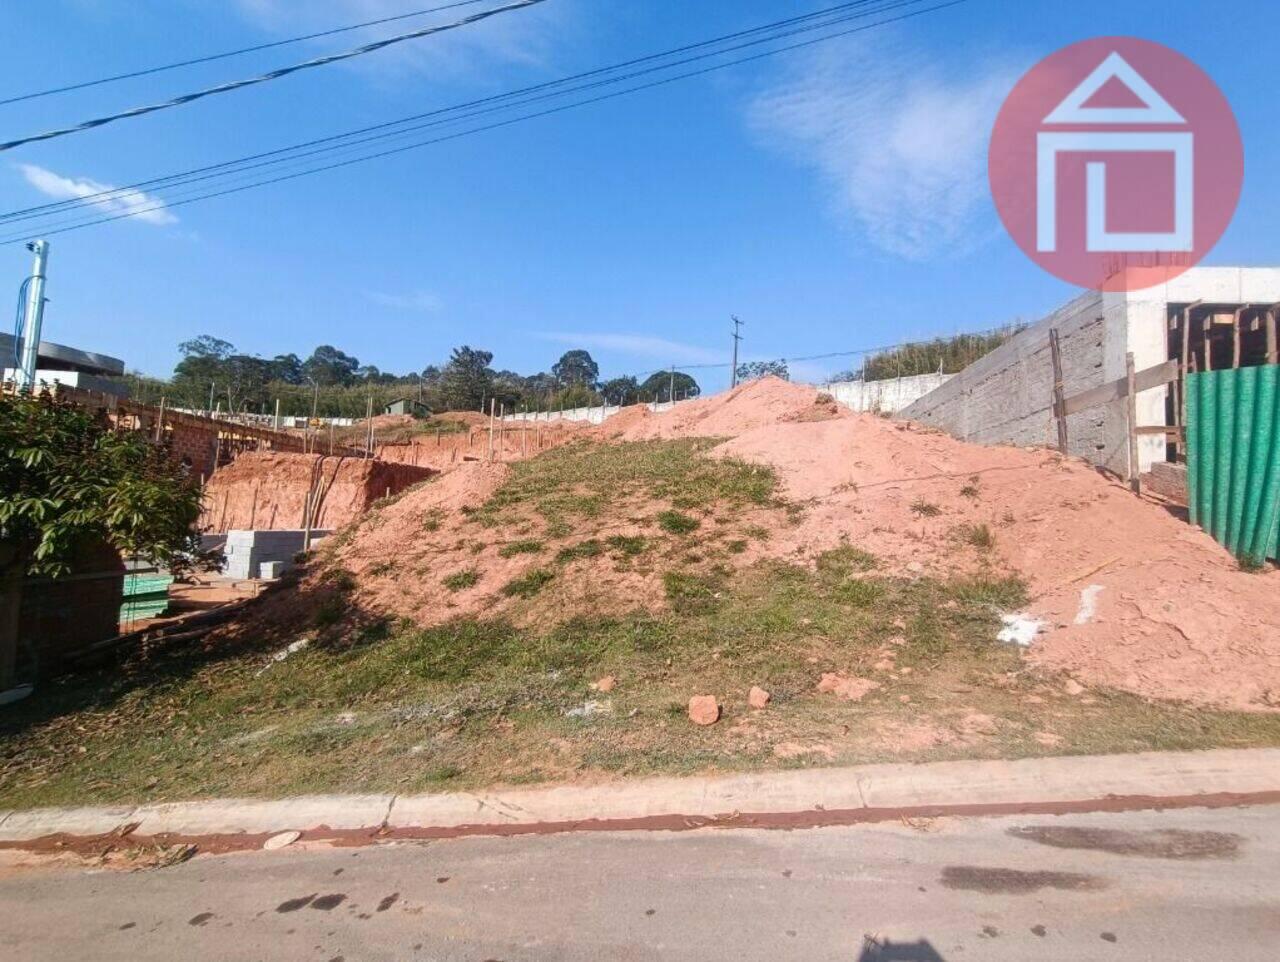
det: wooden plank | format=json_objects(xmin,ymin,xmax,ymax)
[
  {"xmin": 1049, "ymin": 328, "xmax": 1069, "ymax": 455},
  {"xmin": 1061, "ymin": 359, "xmax": 1180, "ymax": 416},
  {"xmin": 1135, "ymin": 426, "xmax": 1183, "ymax": 437},
  {"xmin": 1126, "ymin": 353, "xmax": 1140, "ymax": 494}
]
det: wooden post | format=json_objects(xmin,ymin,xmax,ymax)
[
  {"xmin": 1177, "ymin": 302, "xmax": 1198, "ymax": 459},
  {"xmin": 274, "ymin": 397, "xmax": 281, "ymax": 432},
  {"xmin": 155, "ymin": 396, "xmax": 167, "ymax": 443},
  {"xmin": 1126, "ymin": 352, "xmax": 1141, "ymax": 495},
  {"xmin": 366, "ymin": 395, "xmax": 374, "ymax": 460},
  {"xmin": 498, "ymin": 403, "xmax": 505, "ymax": 460},
  {"xmin": 1267, "ymin": 305, "xmax": 1279, "ymax": 365},
  {"xmin": 1203, "ymin": 314, "xmax": 1213, "ymax": 372},
  {"xmin": 1048, "ymin": 328, "xmax": 1069, "ymax": 455},
  {"xmin": 1232, "ymin": 307, "xmax": 1244, "ymax": 368},
  {"xmin": 487, "ymin": 398, "xmax": 496, "ymax": 461}
]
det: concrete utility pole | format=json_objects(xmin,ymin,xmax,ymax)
[
  {"xmin": 669, "ymin": 366, "xmax": 676, "ymax": 406},
  {"xmin": 730, "ymin": 315, "xmax": 744, "ymax": 389},
  {"xmin": 15, "ymin": 240, "xmax": 50, "ymax": 392}
]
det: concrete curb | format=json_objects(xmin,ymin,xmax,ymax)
[{"xmin": 3, "ymin": 748, "xmax": 1279, "ymax": 843}]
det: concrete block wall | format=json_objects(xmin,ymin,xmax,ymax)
[{"xmin": 902, "ymin": 267, "xmax": 1280, "ymax": 476}]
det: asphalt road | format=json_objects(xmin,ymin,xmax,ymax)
[{"xmin": 3, "ymin": 804, "xmax": 1278, "ymax": 961}]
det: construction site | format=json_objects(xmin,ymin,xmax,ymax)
[{"xmin": 3, "ymin": 264, "xmax": 1279, "ymax": 810}]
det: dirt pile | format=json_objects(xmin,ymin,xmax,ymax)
[
  {"xmin": 375, "ymin": 418, "xmax": 587, "ymax": 471},
  {"xmin": 602, "ymin": 377, "xmax": 847, "ymax": 441},
  {"xmin": 200, "ymin": 452, "xmax": 435, "ymax": 532},
  {"xmin": 234, "ymin": 377, "xmax": 1279, "ymax": 711}
]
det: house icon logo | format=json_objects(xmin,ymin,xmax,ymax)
[{"xmin": 989, "ymin": 37, "xmax": 1242, "ymax": 292}]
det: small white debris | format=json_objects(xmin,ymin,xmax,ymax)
[
  {"xmin": 563, "ymin": 699, "xmax": 612, "ymax": 719},
  {"xmin": 1074, "ymin": 584, "xmax": 1105, "ymax": 625},
  {"xmin": 997, "ymin": 614, "xmax": 1046, "ymax": 647},
  {"xmin": 256, "ymin": 637, "xmax": 311, "ymax": 675},
  {"xmin": 334, "ymin": 711, "xmax": 358, "ymax": 726},
  {"xmin": 263, "ymin": 830, "xmax": 302, "ymax": 851}
]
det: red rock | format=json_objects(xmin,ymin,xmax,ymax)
[
  {"xmin": 688, "ymin": 695, "xmax": 720, "ymax": 726},
  {"xmin": 593, "ymin": 675, "xmax": 616, "ymax": 693},
  {"xmin": 748, "ymin": 686, "xmax": 771, "ymax": 709}
]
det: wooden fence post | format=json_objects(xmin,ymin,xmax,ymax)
[
  {"xmin": 1126, "ymin": 352, "xmax": 1141, "ymax": 495},
  {"xmin": 1048, "ymin": 328, "xmax": 1068, "ymax": 455}
]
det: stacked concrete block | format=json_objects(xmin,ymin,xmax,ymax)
[{"xmin": 222, "ymin": 530, "xmax": 330, "ymax": 580}]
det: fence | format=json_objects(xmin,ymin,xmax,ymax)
[{"xmin": 1186, "ymin": 365, "xmax": 1280, "ymax": 562}]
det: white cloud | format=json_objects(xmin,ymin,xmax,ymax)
[
  {"xmin": 368, "ymin": 289, "xmax": 443, "ymax": 312},
  {"xmin": 748, "ymin": 36, "xmax": 1024, "ymax": 259},
  {"xmin": 536, "ymin": 332, "xmax": 723, "ymax": 365},
  {"xmin": 18, "ymin": 164, "xmax": 177, "ymax": 226},
  {"xmin": 233, "ymin": 0, "xmax": 572, "ymax": 80}
]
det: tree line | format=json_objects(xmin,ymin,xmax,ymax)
[{"xmin": 117, "ymin": 338, "xmax": 703, "ymax": 418}]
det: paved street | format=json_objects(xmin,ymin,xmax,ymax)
[{"xmin": 3, "ymin": 804, "xmax": 1277, "ymax": 961}]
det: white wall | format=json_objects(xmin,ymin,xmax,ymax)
[{"xmin": 825, "ymin": 373, "xmax": 952, "ymax": 413}]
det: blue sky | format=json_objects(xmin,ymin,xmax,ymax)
[{"xmin": 2, "ymin": 1, "xmax": 1277, "ymax": 391}]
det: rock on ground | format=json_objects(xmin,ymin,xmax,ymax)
[{"xmin": 688, "ymin": 695, "xmax": 720, "ymax": 726}]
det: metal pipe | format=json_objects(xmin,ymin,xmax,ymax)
[{"xmin": 15, "ymin": 240, "xmax": 49, "ymax": 392}]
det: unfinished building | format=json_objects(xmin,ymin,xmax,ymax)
[{"xmin": 902, "ymin": 267, "xmax": 1280, "ymax": 486}]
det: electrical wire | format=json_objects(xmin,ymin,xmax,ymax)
[
  {"xmin": 3, "ymin": 0, "xmax": 920, "ymax": 233},
  {"xmin": 0, "ymin": 0, "xmax": 964, "ymax": 243},
  {"xmin": 624, "ymin": 322, "xmax": 1023, "ymax": 380},
  {"xmin": 0, "ymin": 1, "xmax": 493, "ymax": 107},
  {"xmin": 0, "ymin": 0, "xmax": 549, "ymax": 152},
  {"xmin": 12, "ymin": 277, "xmax": 33, "ymax": 369},
  {"xmin": 1, "ymin": 0, "xmax": 897, "ymax": 225}
]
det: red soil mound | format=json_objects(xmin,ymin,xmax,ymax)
[
  {"xmin": 237, "ymin": 379, "xmax": 1280, "ymax": 711},
  {"xmin": 200, "ymin": 452, "xmax": 435, "ymax": 532}
]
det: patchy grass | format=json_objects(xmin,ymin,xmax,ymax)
[
  {"xmin": 557, "ymin": 540, "xmax": 604, "ymax": 563},
  {"xmin": 501, "ymin": 568, "xmax": 556, "ymax": 599},
  {"xmin": 606, "ymin": 535, "xmax": 648, "ymax": 557},
  {"xmin": 443, "ymin": 568, "xmax": 480, "ymax": 592},
  {"xmin": 4, "ymin": 544, "xmax": 1279, "ymax": 812},
  {"xmin": 473, "ymin": 438, "xmax": 776, "ymax": 534},
  {"xmin": 498, "ymin": 539, "xmax": 546, "ymax": 559},
  {"xmin": 910, "ymin": 498, "xmax": 942, "ymax": 518},
  {"xmin": 657, "ymin": 510, "xmax": 700, "ymax": 535},
  {"xmin": 954, "ymin": 523, "xmax": 996, "ymax": 550}
]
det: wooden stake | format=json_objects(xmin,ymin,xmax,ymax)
[
  {"xmin": 488, "ymin": 398, "xmax": 496, "ymax": 461},
  {"xmin": 155, "ymin": 396, "xmax": 167, "ymax": 443},
  {"xmin": 1126, "ymin": 352, "xmax": 1141, "ymax": 495},
  {"xmin": 1048, "ymin": 328, "xmax": 1068, "ymax": 455},
  {"xmin": 1268, "ymin": 304, "xmax": 1279, "ymax": 366},
  {"xmin": 1232, "ymin": 307, "xmax": 1244, "ymax": 368}
]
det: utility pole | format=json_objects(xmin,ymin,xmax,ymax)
[
  {"xmin": 15, "ymin": 240, "xmax": 50, "ymax": 392},
  {"xmin": 669, "ymin": 366, "xmax": 676, "ymax": 406},
  {"xmin": 730, "ymin": 315, "xmax": 744, "ymax": 389}
]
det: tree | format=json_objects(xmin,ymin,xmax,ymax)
[
  {"xmin": 303, "ymin": 345, "xmax": 361, "ymax": 387},
  {"xmin": 267, "ymin": 353, "xmax": 304, "ymax": 385},
  {"xmin": 0, "ymin": 394, "xmax": 204, "ymax": 688},
  {"xmin": 551, "ymin": 350, "xmax": 599, "ymax": 388},
  {"xmin": 736, "ymin": 360, "xmax": 789, "ymax": 383},
  {"xmin": 174, "ymin": 335, "xmax": 236, "ymax": 389},
  {"xmin": 440, "ymin": 346, "xmax": 494, "ymax": 411},
  {"xmin": 639, "ymin": 371, "xmax": 700, "ymax": 403},
  {"xmin": 600, "ymin": 375, "xmax": 639, "ymax": 405}
]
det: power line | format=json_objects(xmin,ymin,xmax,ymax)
[
  {"xmin": 0, "ymin": 1, "xmax": 493, "ymax": 108},
  {"xmin": 0, "ymin": 0, "xmax": 964, "ymax": 242},
  {"xmin": 626, "ymin": 322, "xmax": 1022, "ymax": 380},
  {"xmin": 1, "ymin": 0, "xmax": 897, "ymax": 225},
  {"xmin": 0, "ymin": 0, "xmax": 548, "ymax": 153}
]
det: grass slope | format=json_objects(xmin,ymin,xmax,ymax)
[{"xmin": 2, "ymin": 440, "xmax": 1278, "ymax": 809}]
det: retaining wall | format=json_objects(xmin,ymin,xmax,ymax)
[
  {"xmin": 902, "ymin": 268, "xmax": 1280, "ymax": 475},
  {"xmin": 825, "ymin": 373, "xmax": 952, "ymax": 413}
]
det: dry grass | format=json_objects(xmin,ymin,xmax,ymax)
[{"xmin": 4, "ymin": 548, "xmax": 1278, "ymax": 810}]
